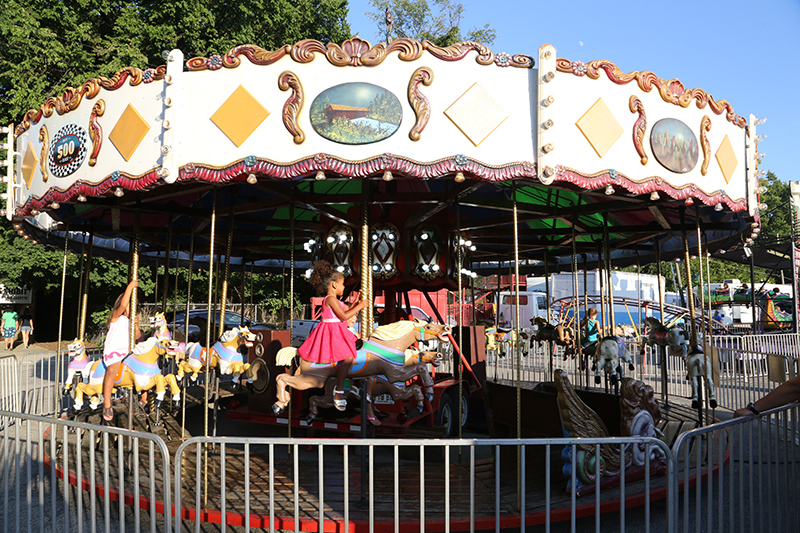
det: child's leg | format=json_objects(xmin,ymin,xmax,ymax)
[
  {"xmin": 102, "ymin": 362, "xmax": 120, "ymax": 412},
  {"xmin": 365, "ymin": 378, "xmax": 380, "ymax": 425},
  {"xmin": 334, "ymin": 357, "xmax": 354, "ymax": 406}
]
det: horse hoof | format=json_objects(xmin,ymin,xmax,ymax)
[
  {"xmin": 62, "ymin": 389, "xmax": 70, "ymax": 397},
  {"xmin": 691, "ymin": 400, "xmax": 699, "ymax": 409},
  {"xmin": 710, "ymin": 399, "xmax": 717, "ymax": 409},
  {"xmin": 154, "ymin": 399, "xmax": 163, "ymax": 409},
  {"xmin": 424, "ymin": 391, "xmax": 434, "ymax": 403},
  {"xmin": 594, "ymin": 376, "xmax": 601, "ymax": 384},
  {"xmin": 306, "ymin": 415, "xmax": 315, "ymax": 425},
  {"xmin": 272, "ymin": 403, "xmax": 285, "ymax": 416},
  {"xmin": 246, "ymin": 381, "xmax": 254, "ymax": 393},
  {"xmin": 628, "ymin": 364, "xmax": 635, "ymax": 371}
]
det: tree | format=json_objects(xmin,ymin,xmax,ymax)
[
  {"xmin": 0, "ymin": 1, "xmax": 351, "ymax": 339},
  {"xmin": 366, "ymin": 0, "xmax": 496, "ymax": 47},
  {"xmin": 757, "ymin": 172, "xmax": 791, "ymax": 243}
]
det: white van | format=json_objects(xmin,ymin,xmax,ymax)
[{"xmin": 497, "ymin": 290, "xmax": 549, "ymax": 328}]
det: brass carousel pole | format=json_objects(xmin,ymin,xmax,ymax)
[
  {"xmin": 695, "ymin": 214, "xmax": 706, "ymax": 350},
  {"xmin": 598, "ymin": 242, "xmax": 606, "ymax": 336},
  {"xmin": 288, "ymin": 203, "xmax": 295, "ymax": 440},
  {"xmin": 604, "ymin": 215, "xmax": 615, "ymax": 333},
  {"xmin": 204, "ymin": 189, "xmax": 217, "ymax": 504},
  {"xmin": 544, "ymin": 251, "xmax": 552, "ymax": 379},
  {"xmin": 181, "ymin": 226, "xmax": 194, "ymax": 440},
  {"xmin": 512, "ymin": 181, "xmax": 522, "ymax": 509},
  {"xmin": 656, "ymin": 245, "xmax": 667, "ymax": 403},
  {"xmin": 360, "ymin": 186, "xmax": 371, "ymax": 338},
  {"xmin": 572, "ymin": 226, "xmax": 582, "ymax": 386},
  {"xmin": 680, "ymin": 208, "xmax": 698, "ymax": 347},
  {"xmin": 128, "ymin": 213, "xmax": 140, "ymax": 431},
  {"xmin": 219, "ymin": 207, "xmax": 234, "ymax": 337},
  {"xmin": 78, "ymin": 227, "xmax": 94, "ymax": 343},
  {"xmin": 75, "ymin": 232, "xmax": 87, "ymax": 333},
  {"xmin": 162, "ymin": 216, "xmax": 173, "ymax": 311},
  {"xmin": 55, "ymin": 227, "xmax": 70, "ymax": 417},
  {"xmin": 456, "ymin": 204, "xmax": 464, "ymax": 442}
]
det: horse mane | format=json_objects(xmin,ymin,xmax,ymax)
[
  {"xmin": 133, "ymin": 336, "xmax": 159, "ymax": 355},
  {"xmin": 219, "ymin": 327, "xmax": 240, "ymax": 343},
  {"xmin": 370, "ymin": 320, "xmax": 419, "ymax": 341}
]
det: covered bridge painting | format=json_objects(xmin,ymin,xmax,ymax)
[{"xmin": 325, "ymin": 104, "xmax": 370, "ymax": 121}]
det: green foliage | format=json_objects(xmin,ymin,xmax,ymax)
[
  {"xmin": 757, "ymin": 172, "xmax": 791, "ymax": 242},
  {"xmin": 366, "ymin": 0, "xmax": 496, "ymax": 46},
  {"xmin": 0, "ymin": 0, "xmax": 351, "ymax": 122},
  {"xmin": 367, "ymin": 91, "xmax": 402, "ymax": 124}
]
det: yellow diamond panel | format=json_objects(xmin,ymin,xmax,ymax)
[
  {"xmin": 21, "ymin": 142, "xmax": 37, "ymax": 188},
  {"xmin": 444, "ymin": 83, "xmax": 508, "ymax": 147},
  {"xmin": 109, "ymin": 104, "xmax": 151, "ymax": 162},
  {"xmin": 576, "ymin": 98, "xmax": 624, "ymax": 158},
  {"xmin": 211, "ymin": 85, "xmax": 270, "ymax": 147},
  {"xmin": 715, "ymin": 134, "xmax": 738, "ymax": 184}
]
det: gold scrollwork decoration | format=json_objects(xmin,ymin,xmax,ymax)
[
  {"xmin": 88, "ymin": 99, "xmax": 106, "ymax": 166},
  {"xmin": 38, "ymin": 125, "xmax": 49, "ymax": 182},
  {"xmin": 628, "ymin": 95, "xmax": 647, "ymax": 165},
  {"xmin": 278, "ymin": 71, "xmax": 305, "ymax": 144},
  {"xmin": 700, "ymin": 115, "xmax": 712, "ymax": 176},
  {"xmin": 556, "ymin": 58, "xmax": 746, "ymax": 128},
  {"xmin": 187, "ymin": 37, "xmax": 533, "ymax": 70},
  {"xmin": 16, "ymin": 65, "xmax": 166, "ymax": 136},
  {"xmin": 408, "ymin": 67, "xmax": 434, "ymax": 141}
]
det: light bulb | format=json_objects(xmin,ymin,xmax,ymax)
[
  {"xmin": 246, "ymin": 173, "xmax": 257, "ymax": 184},
  {"xmin": 315, "ymin": 170, "xmax": 326, "ymax": 181},
  {"xmin": 605, "ymin": 185, "xmax": 614, "ymax": 195},
  {"xmin": 114, "ymin": 187, "xmax": 124, "ymax": 197},
  {"xmin": 454, "ymin": 172, "xmax": 465, "ymax": 183},
  {"xmin": 382, "ymin": 170, "xmax": 393, "ymax": 182},
  {"xmin": 650, "ymin": 191, "xmax": 660, "ymax": 201}
]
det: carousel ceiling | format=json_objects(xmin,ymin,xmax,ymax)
[{"xmin": 6, "ymin": 38, "xmax": 762, "ymax": 286}]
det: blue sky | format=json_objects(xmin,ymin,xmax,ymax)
[{"xmin": 347, "ymin": 0, "xmax": 800, "ymax": 184}]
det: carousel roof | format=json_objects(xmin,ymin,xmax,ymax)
[{"xmin": 8, "ymin": 38, "xmax": 762, "ymax": 285}]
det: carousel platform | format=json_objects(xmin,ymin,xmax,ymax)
[{"xmin": 45, "ymin": 380, "xmax": 725, "ymax": 531}]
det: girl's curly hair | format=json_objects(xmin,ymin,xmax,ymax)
[{"xmin": 307, "ymin": 260, "xmax": 341, "ymax": 295}]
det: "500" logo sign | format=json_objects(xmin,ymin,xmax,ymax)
[{"xmin": 49, "ymin": 124, "xmax": 88, "ymax": 178}]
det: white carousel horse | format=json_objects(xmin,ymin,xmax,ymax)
[
  {"xmin": 174, "ymin": 326, "xmax": 256, "ymax": 385},
  {"xmin": 73, "ymin": 337, "xmax": 182, "ymax": 411},
  {"xmin": 593, "ymin": 336, "xmax": 635, "ymax": 385},
  {"xmin": 62, "ymin": 339, "xmax": 91, "ymax": 396},
  {"xmin": 684, "ymin": 346, "xmax": 717, "ymax": 409},
  {"xmin": 273, "ymin": 319, "xmax": 451, "ymax": 414},
  {"xmin": 149, "ymin": 312, "xmax": 172, "ymax": 341},
  {"xmin": 640, "ymin": 316, "xmax": 689, "ymax": 359}
]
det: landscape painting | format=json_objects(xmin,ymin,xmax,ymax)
[
  {"xmin": 310, "ymin": 82, "xmax": 402, "ymax": 145},
  {"xmin": 649, "ymin": 118, "xmax": 699, "ymax": 174}
]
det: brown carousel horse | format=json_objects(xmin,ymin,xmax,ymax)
[
  {"xmin": 272, "ymin": 319, "xmax": 451, "ymax": 415},
  {"xmin": 531, "ymin": 316, "xmax": 576, "ymax": 354},
  {"xmin": 307, "ymin": 348, "xmax": 444, "ymax": 420}
]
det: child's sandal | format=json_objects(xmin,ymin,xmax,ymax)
[
  {"xmin": 333, "ymin": 388, "xmax": 347, "ymax": 411},
  {"xmin": 102, "ymin": 406, "xmax": 114, "ymax": 422}
]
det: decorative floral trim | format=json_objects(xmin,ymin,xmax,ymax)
[
  {"xmin": 407, "ymin": 66, "xmax": 433, "ymax": 141},
  {"xmin": 628, "ymin": 95, "xmax": 648, "ymax": 165},
  {"xmin": 278, "ymin": 71, "xmax": 305, "ymax": 144},
  {"xmin": 700, "ymin": 116, "xmax": 712, "ymax": 176},
  {"xmin": 207, "ymin": 55, "xmax": 223, "ymax": 70},
  {"xmin": 553, "ymin": 165, "xmax": 746, "ymax": 212},
  {"xmin": 37, "ymin": 126, "xmax": 49, "ymax": 183},
  {"xmin": 88, "ymin": 100, "xmax": 106, "ymax": 167},
  {"xmin": 555, "ymin": 58, "xmax": 747, "ymax": 128},
  {"xmin": 15, "ymin": 155, "xmax": 536, "ymax": 217},
  {"xmin": 15, "ymin": 66, "xmax": 167, "ymax": 136},
  {"xmin": 571, "ymin": 60, "xmax": 587, "ymax": 76},
  {"xmin": 186, "ymin": 38, "xmax": 533, "ymax": 71}
]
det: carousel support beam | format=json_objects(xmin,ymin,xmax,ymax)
[
  {"xmin": 218, "ymin": 206, "xmax": 235, "ymax": 337},
  {"xmin": 182, "ymin": 226, "xmax": 194, "ymax": 440},
  {"xmin": 657, "ymin": 244, "xmax": 667, "ymax": 404},
  {"xmin": 258, "ymin": 182, "xmax": 358, "ymax": 228},
  {"xmin": 55, "ymin": 226, "xmax": 70, "ymax": 417},
  {"xmin": 128, "ymin": 211, "xmax": 140, "ymax": 432},
  {"xmin": 203, "ymin": 189, "xmax": 217, "ymax": 504},
  {"xmin": 403, "ymin": 180, "xmax": 487, "ymax": 228},
  {"xmin": 680, "ymin": 207, "xmax": 698, "ymax": 347},
  {"xmin": 78, "ymin": 227, "xmax": 94, "ymax": 342}
]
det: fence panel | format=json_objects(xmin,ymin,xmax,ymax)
[
  {"xmin": 0, "ymin": 355, "xmax": 19, "ymax": 424},
  {"xmin": 0, "ymin": 410, "xmax": 172, "ymax": 533},
  {"xmin": 175, "ymin": 436, "xmax": 672, "ymax": 532},
  {"xmin": 672, "ymin": 403, "xmax": 800, "ymax": 533}
]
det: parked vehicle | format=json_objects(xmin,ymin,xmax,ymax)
[
  {"xmin": 169, "ymin": 309, "xmax": 273, "ymax": 342},
  {"xmin": 497, "ymin": 290, "xmax": 549, "ymax": 328}
]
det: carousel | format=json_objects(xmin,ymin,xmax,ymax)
[{"xmin": 4, "ymin": 36, "xmax": 761, "ymax": 528}]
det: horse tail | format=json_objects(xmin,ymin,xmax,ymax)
[{"xmin": 276, "ymin": 346, "xmax": 299, "ymax": 367}]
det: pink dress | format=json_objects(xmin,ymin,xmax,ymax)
[{"xmin": 298, "ymin": 299, "xmax": 356, "ymax": 364}]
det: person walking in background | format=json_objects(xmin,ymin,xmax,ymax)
[
  {"xmin": 18, "ymin": 307, "xmax": 34, "ymax": 349},
  {"xmin": 2, "ymin": 306, "xmax": 19, "ymax": 350}
]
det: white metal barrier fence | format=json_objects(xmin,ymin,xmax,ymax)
[
  {"xmin": 0, "ymin": 410, "xmax": 172, "ymax": 533},
  {"xmin": 2, "ymin": 405, "xmax": 799, "ymax": 532},
  {"xmin": 485, "ymin": 334, "xmax": 800, "ymax": 411}
]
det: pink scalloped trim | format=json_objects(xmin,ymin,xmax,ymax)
[{"xmin": 553, "ymin": 166, "xmax": 747, "ymax": 212}]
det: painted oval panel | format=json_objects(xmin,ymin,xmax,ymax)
[
  {"xmin": 649, "ymin": 118, "xmax": 699, "ymax": 174},
  {"xmin": 310, "ymin": 82, "xmax": 402, "ymax": 145}
]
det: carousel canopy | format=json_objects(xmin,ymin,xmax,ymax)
[{"xmin": 7, "ymin": 38, "xmax": 762, "ymax": 285}]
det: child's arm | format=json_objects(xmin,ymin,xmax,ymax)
[
  {"xmin": 326, "ymin": 295, "xmax": 369, "ymax": 321},
  {"xmin": 111, "ymin": 280, "xmax": 139, "ymax": 322}
]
